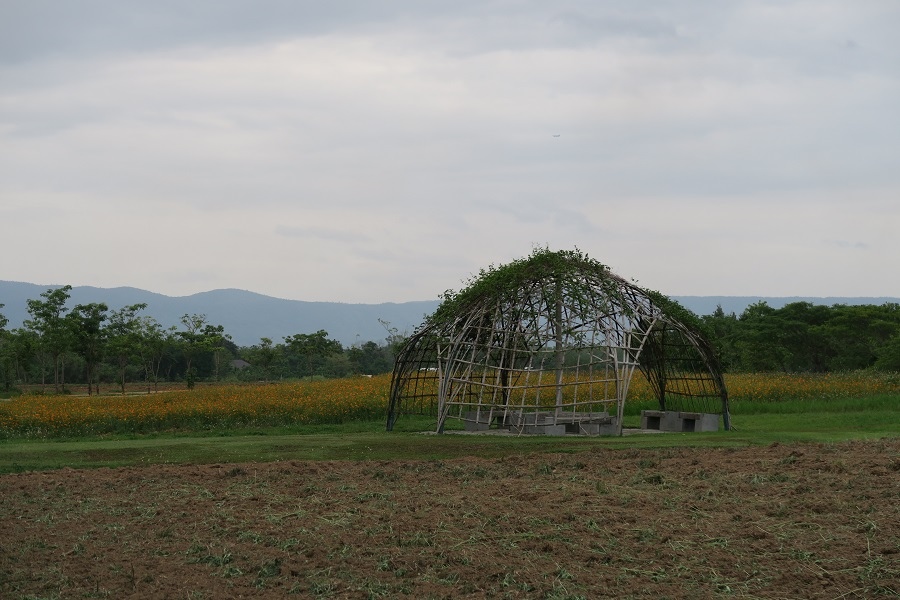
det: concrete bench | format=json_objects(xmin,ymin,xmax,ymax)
[{"xmin": 641, "ymin": 410, "xmax": 719, "ymax": 432}]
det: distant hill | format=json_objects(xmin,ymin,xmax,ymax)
[
  {"xmin": 2, "ymin": 281, "xmax": 898, "ymax": 347},
  {"xmin": 0, "ymin": 282, "xmax": 439, "ymax": 347}
]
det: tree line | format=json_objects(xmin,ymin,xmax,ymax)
[
  {"xmin": 0, "ymin": 286, "xmax": 403, "ymax": 395},
  {"xmin": 2, "ymin": 288, "xmax": 899, "ymax": 395},
  {"xmin": 701, "ymin": 301, "xmax": 900, "ymax": 372}
]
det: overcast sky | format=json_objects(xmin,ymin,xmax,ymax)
[{"xmin": 2, "ymin": 1, "xmax": 898, "ymax": 303}]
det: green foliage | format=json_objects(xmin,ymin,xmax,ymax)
[
  {"xmin": 346, "ymin": 340, "xmax": 393, "ymax": 375},
  {"xmin": 5, "ymin": 275, "xmax": 898, "ymax": 395},
  {"xmin": 4, "ymin": 288, "xmax": 401, "ymax": 390},
  {"xmin": 875, "ymin": 335, "xmax": 900, "ymax": 371},
  {"xmin": 0, "ymin": 304, "xmax": 14, "ymax": 393},
  {"xmin": 24, "ymin": 285, "xmax": 73, "ymax": 392},
  {"xmin": 426, "ymin": 247, "xmax": 710, "ymax": 341},
  {"xmin": 241, "ymin": 337, "xmax": 279, "ymax": 381},
  {"xmin": 705, "ymin": 301, "xmax": 900, "ymax": 373},
  {"xmin": 67, "ymin": 302, "xmax": 108, "ymax": 395},
  {"xmin": 136, "ymin": 316, "xmax": 176, "ymax": 391},
  {"xmin": 107, "ymin": 304, "xmax": 148, "ymax": 393},
  {"xmin": 283, "ymin": 330, "xmax": 343, "ymax": 378},
  {"xmin": 430, "ymin": 247, "xmax": 612, "ymax": 326}
]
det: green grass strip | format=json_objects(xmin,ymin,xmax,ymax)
[{"xmin": 1, "ymin": 402, "xmax": 896, "ymax": 473}]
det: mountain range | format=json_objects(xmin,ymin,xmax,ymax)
[{"xmin": 2, "ymin": 280, "xmax": 898, "ymax": 347}]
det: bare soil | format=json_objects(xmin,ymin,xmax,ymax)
[{"xmin": 1, "ymin": 438, "xmax": 898, "ymax": 599}]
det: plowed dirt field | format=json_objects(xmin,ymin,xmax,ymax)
[{"xmin": 2, "ymin": 438, "xmax": 898, "ymax": 599}]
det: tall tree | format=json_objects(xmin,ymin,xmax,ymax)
[
  {"xmin": 106, "ymin": 304, "xmax": 147, "ymax": 394},
  {"xmin": 6, "ymin": 329, "xmax": 38, "ymax": 386},
  {"xmin": 68, "ymin": 303, "xmax": 108, "ymax": 396},
  {"xmin": 202, "ymin": 323, "xmax": 232, "ymax": 382},
  {"xmin": 177, "ymin": 314, "xmax": 215, "ymax": 389},
  {"xmin": 24, "ymin": 286, "xmax": 73, "ymax": 393},
  {"xmin": 0, "ymin": 304, "xmax": 12, "ymax": 392},
  {"xmin": 137, "ymin": 316, "xmax": 175, "ymax": 393}
]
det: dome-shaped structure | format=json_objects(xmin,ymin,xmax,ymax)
[{"xmin": 387, "ymin": 249, "xmax": 730, "ymax": 435}]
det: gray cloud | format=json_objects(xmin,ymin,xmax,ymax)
[
  {"xmin": 275, "ymin": 225, "xmax": 372, "ymax": 244},
  {"xmin": 827, "ymin": 240, "xmax": 868, "ymax": 250},
  {"xmin": 550, "ymin": 11, "xmax": 678, "ymax": 42},
  {"xmin": 1, "ymin": 1, "xmax": 898, "ymax": 301}
]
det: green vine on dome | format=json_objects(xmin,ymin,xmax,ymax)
[
  {"xmin": 426, "ymin": 247, "xmax": 618, "ymax": 327},
  {"xmin": 644, "ymin": 288, "xmax": 711, "ymax": 337},
  {"xmin": 422, "ymin": 247, "xmax": 713, "ymax": 337}
]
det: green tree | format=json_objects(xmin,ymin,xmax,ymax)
[
  {"xmin": 177, "ymin": 314, "xmax": 228, "ymax": 388},
  {"xmin": 701, "ymin": 305, "xmax": 739, "ymax": 371},
  {"xmin": 378, "ymin": 318, "xmax": 409, "ymax": 362},
  {"xmin": 6, "ymin": 328, "xmax": 38, "ymax": 386},
  {"xmin": 68, "ymin": 303, "xmax": 108, "ymax": 396},
  {"xmin": 0, "ymin": 304, "xmax": 12, "ymax": 392},
  {"xmin": 733, "ymin": 301, "xmax": 786, "ymax": 372},
  {"xmin": 24, "ymin": 286, "xmax": 73, "ymax": 393},
  {"xmin": 874, "ymin": 334, "xmax": 900, "ymax": 371},
  {"xmin": 178, "ymin": 314, "xmax": 206, "ymax": 388},
  {"xmin": 347, "ymin": 340, "xmax": 393, "ymax": 375},
  {"xmin": 775, "ymin": 302, "xmax": 831, "ymax": 372},
  {"xmin": 705, "ymin": 301, "xmax": 900, "ymax": 373},
  {"xmin": 202, "ymin": 323, "xmax": 232, "ymax": 382},
  {"xmin": 243, "ymin": 337, "xmax": 279, "ymax": 382},
  {"xmin": 284, "ymin": 330, "xmax": 342, "ymax": 377},
  {"xmin": 106, "ymin": 304, "xmax": 147, "ymax": 394},
  {"xmin": 821, "ymin": 305, "xmax": 899, "ymax": 370},
  {"xmin": 137, "ymin": 316, "xmax": 175, "ymax": 393}
]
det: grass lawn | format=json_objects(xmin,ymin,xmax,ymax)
[{"xmin": 1, "ymin": 395, "xmax": 896, "ymax": 473}]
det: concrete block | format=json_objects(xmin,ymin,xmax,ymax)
[
  {"xmin": 523, "ymin": 424, "xmax": 568, "ymax": 436},
  {"xmin": 566, "ymin": 422, "xmax": 594, "ymax": 434},
  {"xmin": 464, "ymin": 420, "xmax": 492, "ymax": 432},
  {"xmin": 596, "ymin": 421, "xmax": 620, "ymax": 436},
  {"xmin": 641, "ymin": 410, "xmax": 666, "ymax": 430},
  {"xmin": 678, "ymin": 412, "xmax": 719, "ymax": 432},
  {"xmin": 464, "ymin": 410, "xmax": 496, "ymax": 431},
  {"xmin": 566, "ymin": 418, "xmax": 618, "ymax": 436},
  {"xmin": 660, "ymin": 411, "xmax": 683, "ymax": 431},
  {"xmin": 640, "ymin": 410, "xmax": 720, "ymax": 432}
]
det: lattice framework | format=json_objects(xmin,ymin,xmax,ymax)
[{"xmin": 387, "ymin": 249, "xmax": 729, "ymax": 434}]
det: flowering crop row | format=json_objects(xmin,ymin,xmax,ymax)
[
  {"xmin": 626, "ymin": 371, "xmax": 899, "ymax": 404},
  {"xmin": 0, "ymin": 375, "xmax": 391, "ymax": 438},
  {"xmin": 0, "ymin": 371, "xmax": 897, "ymax": 438}
]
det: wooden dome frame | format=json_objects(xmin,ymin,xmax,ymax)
[{"xmin": 387, "ymin": 249, "xmax": 730, "ymax": 435}]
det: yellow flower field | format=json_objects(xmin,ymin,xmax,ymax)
[
  {"xmin": 0, "ymin": 371, "xmax": 897, "ymax": 438},
  {"xmin": 636, "ymin": 371, "xmax": 900, "ymax": 403},
  {"xmin": 0, "ymin": 375, "xmax": 391, "ymax": 438}
]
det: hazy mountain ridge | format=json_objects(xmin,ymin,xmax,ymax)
[
  {"xmin": 0, "ymin": 281, "xmax": 440, "ymax": 347},
  {"xmin": 2, "ymin": 281, "xmax": 898, "ymax": 347}
]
